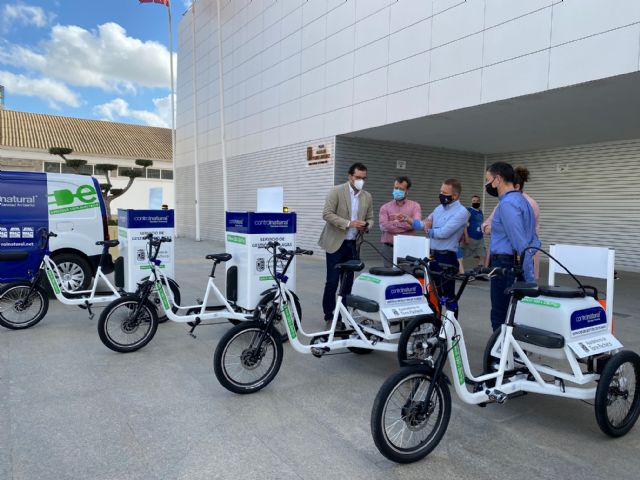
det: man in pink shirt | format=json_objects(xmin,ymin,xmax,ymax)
[{"xmin": 379, "ymin": 176, "xmax": 422, "ymax": 267}]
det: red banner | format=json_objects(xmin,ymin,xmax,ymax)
[{"xmin": 139, "ymin": 0, "xmax": 169, "ymax": 6}]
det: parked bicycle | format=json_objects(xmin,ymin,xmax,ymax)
[
  {"xmin": 0, "ymin": 229, "xmax": 179, "ymax": 330},
  {"xmin": 97, "ymin": 234, "xmax": 295, "ymax": 353},
  {"xmin": 370, "ymin": 254, "xmax": 640, "ymax": 463},
  {"xmin": 213, "ymin": 240, "xmax": 435, "ymax": 394}
]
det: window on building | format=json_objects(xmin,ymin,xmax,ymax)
[
  {"xmin": 61, "ymin": 163, "xmax": 94, "ymax": 175},
  {"xmin": 117, "ymin": 167, "xmax": 144, "ymax": 177},
  {"xmin": 146, "ymin": 168, "xmax": 161, "ymax": 179},
  {"xmin": 161, "ymin": 169, "xmax": 174, "ymax": 180},
  {"xmin": 44, "ymin": 162, "xmax": 61, "ymax": 173}
]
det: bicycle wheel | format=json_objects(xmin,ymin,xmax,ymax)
[
  {"xmin": 213, "ymin": 321, "xmax": 283, "ymax": 394},
  {"xmin": 97, "ymin": 295, "xmax": 158, "ymax": 353},
  {"xmin": 595, "ymin": 350, "xmax": 640, "ymax": 437},
  {"xmin": 148, "ymin": 278, "xmax": 181, "ymax": 324},
  {"xmin": 0, "ymin": 282, "xmax": 49, "ymax": 330},
  {"xmin": 371, "ymin": 365, "xmax": 451, "ymax": 464},
  {"xmin": 397, "ymin": 315, "xmax": 441, "ymax": 366}
]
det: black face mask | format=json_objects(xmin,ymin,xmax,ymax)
[
  {"xmin": 472, "ymin": 202, "xmax": 481, "ymax": 209},
  {"xmin": 485, "ymin": 182, "xmax": 499, "ymax": 198},
  {"xmin": 439, "ymin": 194, "xmax": 453, "ymax": 206}
]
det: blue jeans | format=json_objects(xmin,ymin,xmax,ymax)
[
  {"xmin": 322, "ymin": 240, "xmax": 357, "ymax": 320},
  {"xmin": 490, "ymin": 257, "xmax": 517, "ymax": 331}
]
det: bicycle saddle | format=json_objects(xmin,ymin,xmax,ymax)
[
  {"xmin": 537, "ymin": 285, "xmax": 585, "ymax": 298},
  {"xmin": 206, "ymin": 253, "xmax": 232, "ymax": 262},
  {"xmin": 506, "ymin": 282, "xmax": 540, "ymax": 299},
  {"xmin": 0, "ymin": 251, "xmax": 29, "ymax": 261},
  {"xmin": 335, "ymin": 260, "xmax": 364, "ymax": 272},
  {"xmin": 96, "ymin": 240, "xmax": 119, "ymax": 247},
  {"xmin": 368, "ymin": 267, "xmax": 405, "ymax": 276}
]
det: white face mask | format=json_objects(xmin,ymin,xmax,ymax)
[{"xmin": 353, "ymin": 179, "xmax": 365, "ymax": 191}]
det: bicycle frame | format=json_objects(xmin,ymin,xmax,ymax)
[
  {"xmin": 439, "ymin": 303, "xmax": 598, "ymax": 405},
  {"xmin": 147, "ymin": 259, "xmax": 251, "ymax": 324},
  {"xmin": 40, "ymin": 253, "xmax": 120, "ymax": 306},
  {"xmin": 276, "ymin": 279, "xmax": 398, "ymax": 354}
]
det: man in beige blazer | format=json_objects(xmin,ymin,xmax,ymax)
[{"xmin": 318, "ymin": 162, "xmax": 374, "ymax": 325}]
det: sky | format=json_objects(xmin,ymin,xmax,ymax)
[{"xmin": 0, "ymin": 0, "xmax": 193, "ymax": 128}]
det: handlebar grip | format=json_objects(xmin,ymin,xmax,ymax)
[
  {"xmin": 404, "ymin": 255, "xmax": 424, "ymax": 263},
  {"xmin": 296, "ymin": 247, "xmax": 313, "ymax": 255},
  {"xmin": 161, "ymin": 237, "xmax": 172, "ymax": 243},
  {"xmin": 48, "ymin": 231, "xmax": 58, "ymax": 238}
]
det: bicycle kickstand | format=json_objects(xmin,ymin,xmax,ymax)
[
  {"xmin": 187, "ymin": 319, "xmax": 201, "ymax": 338},
  {"xmin": 82, "ymin": 301, "xmax": 95, "ymax": 320}
]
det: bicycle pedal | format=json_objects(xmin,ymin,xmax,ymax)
[
  {"xmin": 486, "ymin": 389, "xmax": 508, "ymax": 404},
  {"xmin": 310, "ymin": 346, "xmax": 330, "ymax": 358}
]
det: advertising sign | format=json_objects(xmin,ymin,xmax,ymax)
[
  {"xmin": 118, "ymin": 209, "xmax": 174, "ymax": 291},
  {"xmin": 0, "ymin": 171, "xmax": 48, "ymax": 281},
  {"xmin": 225, "ymin": 211, "xmax": 296, "ymax": 309}
]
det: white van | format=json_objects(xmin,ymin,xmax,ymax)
[{"xmin": 0, "ymin": 171, "xmax": 112, "ymax": 290}]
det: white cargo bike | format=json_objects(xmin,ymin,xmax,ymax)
[
  {"xmin": 370, "ymin": 252, "xmax": 640, "ymax": 464},
  {"xmin": 213, "ymin": 240, "xmax": 436, "ymax": 394}
]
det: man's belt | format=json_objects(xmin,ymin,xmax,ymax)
[
  {"xmin": 431, "ymin": 249, "xmax": 456, "ymax": 255},
  {"xmin": 491, "ymin": 253, "xmax": 515, "ymax": 261}
]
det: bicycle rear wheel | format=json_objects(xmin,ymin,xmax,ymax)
[
  {"xmin": 595, "ymin": 350, "xmax": 640, "ymax": 437},
  {"xmin": 97, "ymin": 296, "xmax": 158, "ymax": 353},
  {"xmin": 371, "ymin": 365, "xmax": 451, "ymax": 464},
  {"xmin": 0, "ymin": 282, "xmax": 49, "ymax": 330},
  {"xmin": 213, "ymin": 321, "xmax": 283, "ymax": 394}
]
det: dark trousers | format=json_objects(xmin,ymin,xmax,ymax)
[
  {"xmin": 322, "ymin": 240, "xmax": 357, "ymax": 320},
  {"xmin": 432, "ymin": 251, "xmax": 459, "ymax": 316},
  {"xmin": 490, "ymin": 257, "xmax": 517, "ymax": 331}
]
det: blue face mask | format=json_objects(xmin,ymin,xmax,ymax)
[{"xmin": 392, "ymin": 189, "xmax": 405, "ymax": 200}]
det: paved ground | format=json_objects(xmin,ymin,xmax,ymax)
[{"xmin": 1, "ymin": 238, "xmax": 640, "ymax": 480}]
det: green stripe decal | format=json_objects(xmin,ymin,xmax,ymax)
[{"xmin": 452, "ymin": 343, "xmax": 465, "ymax": 385}]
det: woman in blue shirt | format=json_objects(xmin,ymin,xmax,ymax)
[{"xmin": 485, "ymin": 162, "xmax": 540, "ymax": 331}]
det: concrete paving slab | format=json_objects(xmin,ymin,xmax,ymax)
[{"xmin": 1, "ymin": 237, "xmax": 639, "ymax": 479}]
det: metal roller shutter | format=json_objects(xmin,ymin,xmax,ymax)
[
  {"xmin": 226, "ymin": 137, "xmax": 336, "ymax": 251},
  {"xmin": 490, "ymin": 139, "xmax": 640, "ymax": 271}
]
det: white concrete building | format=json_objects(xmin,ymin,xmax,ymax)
[{"xmin": 175, "ymin": 0, "xmax": 640, "ymax": 270}]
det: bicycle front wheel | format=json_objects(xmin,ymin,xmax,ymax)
[
  {"xmin": 371, "ymin": 365, "xmax": 451, "ymax": 464},
  {"xmin": 0, "ymin": 282, "xmax": 49, "ymax": 330},
  {"xmin": 213, "ymin": 321, "xmax": 283, "ymax": 394},
  {"xmin": 97, "ymin": 296, "xmax": 158, "ymax": 353}
]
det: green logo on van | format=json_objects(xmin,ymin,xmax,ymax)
[{"xmin": 48, "ymin": 185, "xmax": 100, "ymax": 215}]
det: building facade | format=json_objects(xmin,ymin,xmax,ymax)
[
  {"xmin": 0, "ymin": 109, "xmax": 174, "ymax": 214},
  {"xmin": 175, "ymin": 0, "xmax": 640, "ymax": 270}
]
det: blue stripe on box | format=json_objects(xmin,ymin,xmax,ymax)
[
  {"xmin": 118, "ymin": 209, "xmax": 174, "ymax": 229},
  {"xmin": 226, "ymin": 211, "xmax": 296, "ymax": 234}
]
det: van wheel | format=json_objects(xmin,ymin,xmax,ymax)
[{"xmin": 51, "ymin": 253, "xmax": 92, "ymax": 292}]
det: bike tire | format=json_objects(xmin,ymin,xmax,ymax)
[
  {"xmin": 371, "ymin": 365, "xmax": 451, "ymax": 464},
  {"xmin": 397, "ymin": 314, "xmax": 441, "ymax": 366},
  {"xmin": 213, "ymin": 321, "xmax": 283, "ymax": 394},
  {"xmin": 0, "ymin": 282, "xmax": 49, "ymax": 330},
  {"xmin": 97, "ymin": 295, "xmax": 158, "ymax": 353},
  {"xmin": 595, "ymin": 350, "xmax": 640, "ymax": 437}
]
